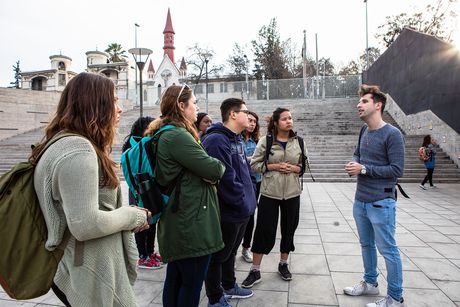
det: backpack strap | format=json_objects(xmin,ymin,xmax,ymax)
[
  {"xmin": 264, "ymin": 134, "xmax": 273, "ymax": 173},
  {"xmin": 151, "ymin": 125, "xmax": 186, "ymax": 213},
  {"xmin": 33, "ymin": 132, "xmax": 81, "ymax": 165}
]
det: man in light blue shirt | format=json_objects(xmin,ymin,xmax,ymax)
[{"xmin": 344, "ymin": 85, "xmax": 405, "ymax": 307}]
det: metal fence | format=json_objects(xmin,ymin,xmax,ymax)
[{"xmin": 191, "ymin": 74, "xmax": 361, "ymax": 102}]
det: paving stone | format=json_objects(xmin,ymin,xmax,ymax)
[
  {"xmin": 327, "ymin": 255, "xmax": 363, "ymax": 273},
  {"xmin": 428, "ymin": 243, "xmax": 460, "ymax": 259},
  {"xmin": 290, "ymin": 254, "xmax": 329, "ymax": 275},
  {"xmin": 433, "ymin": 280, "xmax": 460, "ymax": 301},
  {"xmin": 404, "ymin": 288, "xmax": 457, "ymax": 307},
  {"xmin": 412, "ymin": 230, "xmax": 456, "ymax": 243},
  {"xmin": 289, "ymin": 275, "xmax": 338, "ymax": 305},
  {"xmin": 293, "ymin": 243, "xmax": 325, "ymax": 255},
  {"xmin": 237, "ymin": 290, "xmax": 288, "ymax": 307},
  {"xmin": 411, "ymin": 258, "xmax": 460, "ymax": 281},
  {"xmin": 323, "ymin": 242, "xmax": 362, "ymax": 256},
  {"xmin": 320, "ymin": 232, "xmax": 358, "ymax": 243}
]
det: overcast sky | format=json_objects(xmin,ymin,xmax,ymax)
[{"xmin": 1, "ymin": 0, "xmax": 458, "ymax": 87}]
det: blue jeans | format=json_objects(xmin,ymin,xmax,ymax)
[
  {"xmin": 163, "ymin": 254, "xmax": 211, "ymax": 307},
  {"xmin": 353, "ymin": 198, "xmax": 403, "ymax": 301}
]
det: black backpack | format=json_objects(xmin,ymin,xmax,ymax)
[{"xmin": 264, "ymin": 134, "xmax": 315, "ymax": 182}]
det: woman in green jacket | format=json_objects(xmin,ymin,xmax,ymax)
[{"xmin": 145, "ymin": 84, "xmax": 225, "ymax": 307}]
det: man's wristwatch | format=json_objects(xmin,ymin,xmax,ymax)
[{"xmin": 360, "ymin": 165, "xmax": 367, "ymax": 175}]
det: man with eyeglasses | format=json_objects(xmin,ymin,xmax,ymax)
[{"xmin": 202, "ymin": 98, "xmax": 257, "ymax": 307}]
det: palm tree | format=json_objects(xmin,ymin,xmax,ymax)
[{"xmin": 105, "ymin": 43, "xmax": 128, "ymax": 63}]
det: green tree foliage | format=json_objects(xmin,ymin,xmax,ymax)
[
  {"xmin": 9, "ymin": 61, "xmax": 21, "ymax": 89},
  {"xmin": 318, "ymin": 57, "xmax": 335, "ymax": 76},
  {"xmin": 227, "ymin": 43, "xmax": 248, "ymax": 80},
  {"xmin": 105, "ymin": 43, "xmax": 128, "ymax": 63},
  {"xmin": 339, "ymin": 60, "xmax": 360, "ymax": 75},
  {"xmin": 251, "ymin": 18, "xmax": 291, "ymax": 79},
  {"xmin": 186, "ymin": 44, "xmax": 223, "ymax": 84},
  {"xmin": 360, "ymin": 47, "xmax": 381, "ymax": 70},
  {"xmin": 376, "ymin": 0, "xmax": 457, "ymax": 48}
]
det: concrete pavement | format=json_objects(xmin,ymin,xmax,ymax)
[{"xmin": 1, "ymin": 182, "xmax": 460, "ymax": 306}]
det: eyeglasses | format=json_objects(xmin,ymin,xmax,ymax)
[
  {"xmin": 235, "ymin": 109, "xmax": 250, "ymax": 115},
  {"xmin": 176, "ymin": 83, "xmax": 190, "ymax": 105}
]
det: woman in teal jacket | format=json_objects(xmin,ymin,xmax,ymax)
[{"xmin": 145, "ymin": 84, "xmax": 225, "ymax": 307}]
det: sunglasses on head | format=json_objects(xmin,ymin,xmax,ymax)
[{"xmin": 176, "ymin": 84, "xmax": 190, "ymax": 105}]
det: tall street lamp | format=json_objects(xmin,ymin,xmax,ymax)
[
  {"xmin": 134, "ymin": 23, "xmax": 140, "ymax": 106},
  {"xmin": 129, "ymin": 47, "xmax": 152, "ymax": 118},
  {"xmin": 364, "ymin": 0, "xmax": 369, "ymax": 70},
  {"xmin": 203, "ymin": 52, "xmax": 212, "ymax": 113},
  {"xmin": 243, "ymin": 54, "xmax": 249, "ymax": 100}
]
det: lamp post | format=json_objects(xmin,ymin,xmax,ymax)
[
  {"xmin": 243, "ymin": 54, "xmax": 249, "ymax": 100},
  {"xmin": 364, "ymin": 0, "xmax": 369, "ymax": 70},
  {"xmin": 203, "ymin": 52, "xmax": 212, "ymax": 113},
  {"xmin": 129, "ymin": 47, "xmax": 152, "ymax": 118},
  {"xmin": 134, "ymin": 23, "xmax": 139, "ymax": 106}
]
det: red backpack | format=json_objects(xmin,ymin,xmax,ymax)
[{"xmin": 418, "ymin": 147, "xmax": 429, "ymax": 161}]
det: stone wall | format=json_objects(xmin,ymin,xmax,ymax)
[
  {"xmin": 364, "ymin": 28, "xmax": 460, "ymax": 134},
  {"xmin": 386, "ymin": 95, "xmax": 460, "ymax": 167},
  {"xmin": 0, "ymin": 88, "xmax": 133, "ymax": 141}
]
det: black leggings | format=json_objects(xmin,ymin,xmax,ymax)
[
  {"xmin": 421, "ymin": 168, "xmax": 434, "ymax": 186},
  {"xmin": 251, "ymin": 195, "xmax": 300, "ymax": 255},
  {"xmin": 242, "ymin": 182, "xmax": 261, "ymax": 249},
  {"xmin": 135, "ymin": 225, "xmax": 156, "ymax": 259}
]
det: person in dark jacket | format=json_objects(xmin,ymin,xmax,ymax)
[
  {"xmin": 202, "ymin": 98, "xmax": 257, "ymax": 307},
  {"xmin": 145, "ymin": 84, "xmax": 226, "ymax": 307}
]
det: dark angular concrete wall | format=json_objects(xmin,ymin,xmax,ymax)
[{"xmin": 363, "ymin": 28, "xmax": 460, "ymax": 134}]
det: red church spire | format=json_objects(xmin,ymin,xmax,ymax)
[
  {"xmin": 163, "ymin": 8, "xmax": 175, "ymax": 63},
  {"xmin": 147, "ymin": 59, "xmax": 155, "ymax": 73}
]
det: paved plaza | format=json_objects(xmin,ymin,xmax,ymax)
[{"xmin": 1, "ymin": 182, "xmax": 460, "ymax": 306}]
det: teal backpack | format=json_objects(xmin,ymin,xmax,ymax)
[{"xmin": 121, "ymin": 125, "xmax": 184, "ymax": 223}]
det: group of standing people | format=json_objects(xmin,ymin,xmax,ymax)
[{"xmin": 31, "ymin": 71, "xmax": 407, "ymax": 307}]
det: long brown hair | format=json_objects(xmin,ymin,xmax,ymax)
[
  {"xmin": 422, "ymin": 135, "xmax": 432, "ymax": 147},
  {"xmin": 145, "ymin": 85, "xmax": 199, "ymax": 141},
  {"xmin": 30, "ymin": 72, "xmax": 120, "ymax": 188},
  {"xmin": 243, "ymin": 111, "xmax": 260, "ymax": 142}
]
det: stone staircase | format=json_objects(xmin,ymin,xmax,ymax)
[{"xmin": 1, "ymin": 98, "xmax": 459, "ymax": 183}]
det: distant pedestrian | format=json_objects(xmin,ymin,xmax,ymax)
[
  {"xmin": 195, "ymin": 112, "xmax": 213, "ymax": 138},
  {"xmin": 145, "ymin": 84, "xmax": 225, "ymax": 307},
  {"xmin": 202, "ymin": 98, "xmax": 256, "ymax": 307},
  {"xmin": 419, "ymin": 135, "xmax": 437, "ymax": 190},
  {"xmin": 240, "ymin": 111, "xmax": 261, "ymax": 263},
  {"xmin": 33, "ymin": 72, "xmax": 150, "ymax": 307},
  {"xmin": 122, "ymin": 116, "xmax": 164, "ymax": 269},
  {"xmin": 344, "ymin": 84, "xmax": 405, "ymax": 307},
  {"xmin": 242, "ymin": 107, "xmax": 306, "ymax": 289}
]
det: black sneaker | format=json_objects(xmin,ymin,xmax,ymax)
[
  {"xmin": 241, "ymin": 270, "xmax": 261, "ymax": 288},
  {"xmin": 278, "ymin": 263, "xmax": 292, "ymax": 281}
]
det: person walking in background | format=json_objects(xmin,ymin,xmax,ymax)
[
  {"xmin": 202, "ymin": 98, "xmax": 256, "ymax": 307},
  {"xmin": 195, "ymin": 112, "xmax": 213, "ymax": 138},
  {"xmin": 242, "ymin": 107, "xmax": 306, "ymax": 289},
  {"xmin": 145, "ymin": 84, "xmax": 225, "ymax": 307},
  {"xmin": 122, "ymin": 116, "xmax": 164, "ymax": 270},
  {"xmin": 344, "ymin": 85, "xmax": 405, "ymax": 307},
  {"xmin": 419, "ymin": 134, "xmax": 437, "ymax": 190},
  {"xmin": 240, "ymin": 111, "xmax": 262, "ymax": 263},
  {"xmin": 33, "ymin": 72, "xmax": 150, "ymax": 307}
]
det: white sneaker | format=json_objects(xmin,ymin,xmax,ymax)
[
  {"xmin": 419, "ymin": 184, "xmax": 427, "ymax": 190},
  {"xmin": 343, "ymin": 280, "xmax": 379, "ymax": 296},
  {"xmin": 429, "ymin": 185, "xmax": 437, "ymax": 189},
  {"xmin": 241, "ymin": 248, "xmax": 253, "ymax": 263},
  {"xmin": 366, "ymin": 295, "xmax": 404, "ymax": 307}
]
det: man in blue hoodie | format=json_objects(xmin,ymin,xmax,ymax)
[{"xmin": 203, "ymin": 98, "xmax": 257, "ymax": 307}]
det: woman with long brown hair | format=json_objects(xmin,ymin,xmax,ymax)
[
  {"xmin": 145, "ymin": 84, "xmax": 225, "ymax": 307},
  {"xmin": 33, "ymin": 72, "xmax": 150, "ymax": 307}
]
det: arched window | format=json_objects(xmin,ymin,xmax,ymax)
[{"xmin": 58, "ymin": 62, "xmax": 66, "ymax": 71}]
